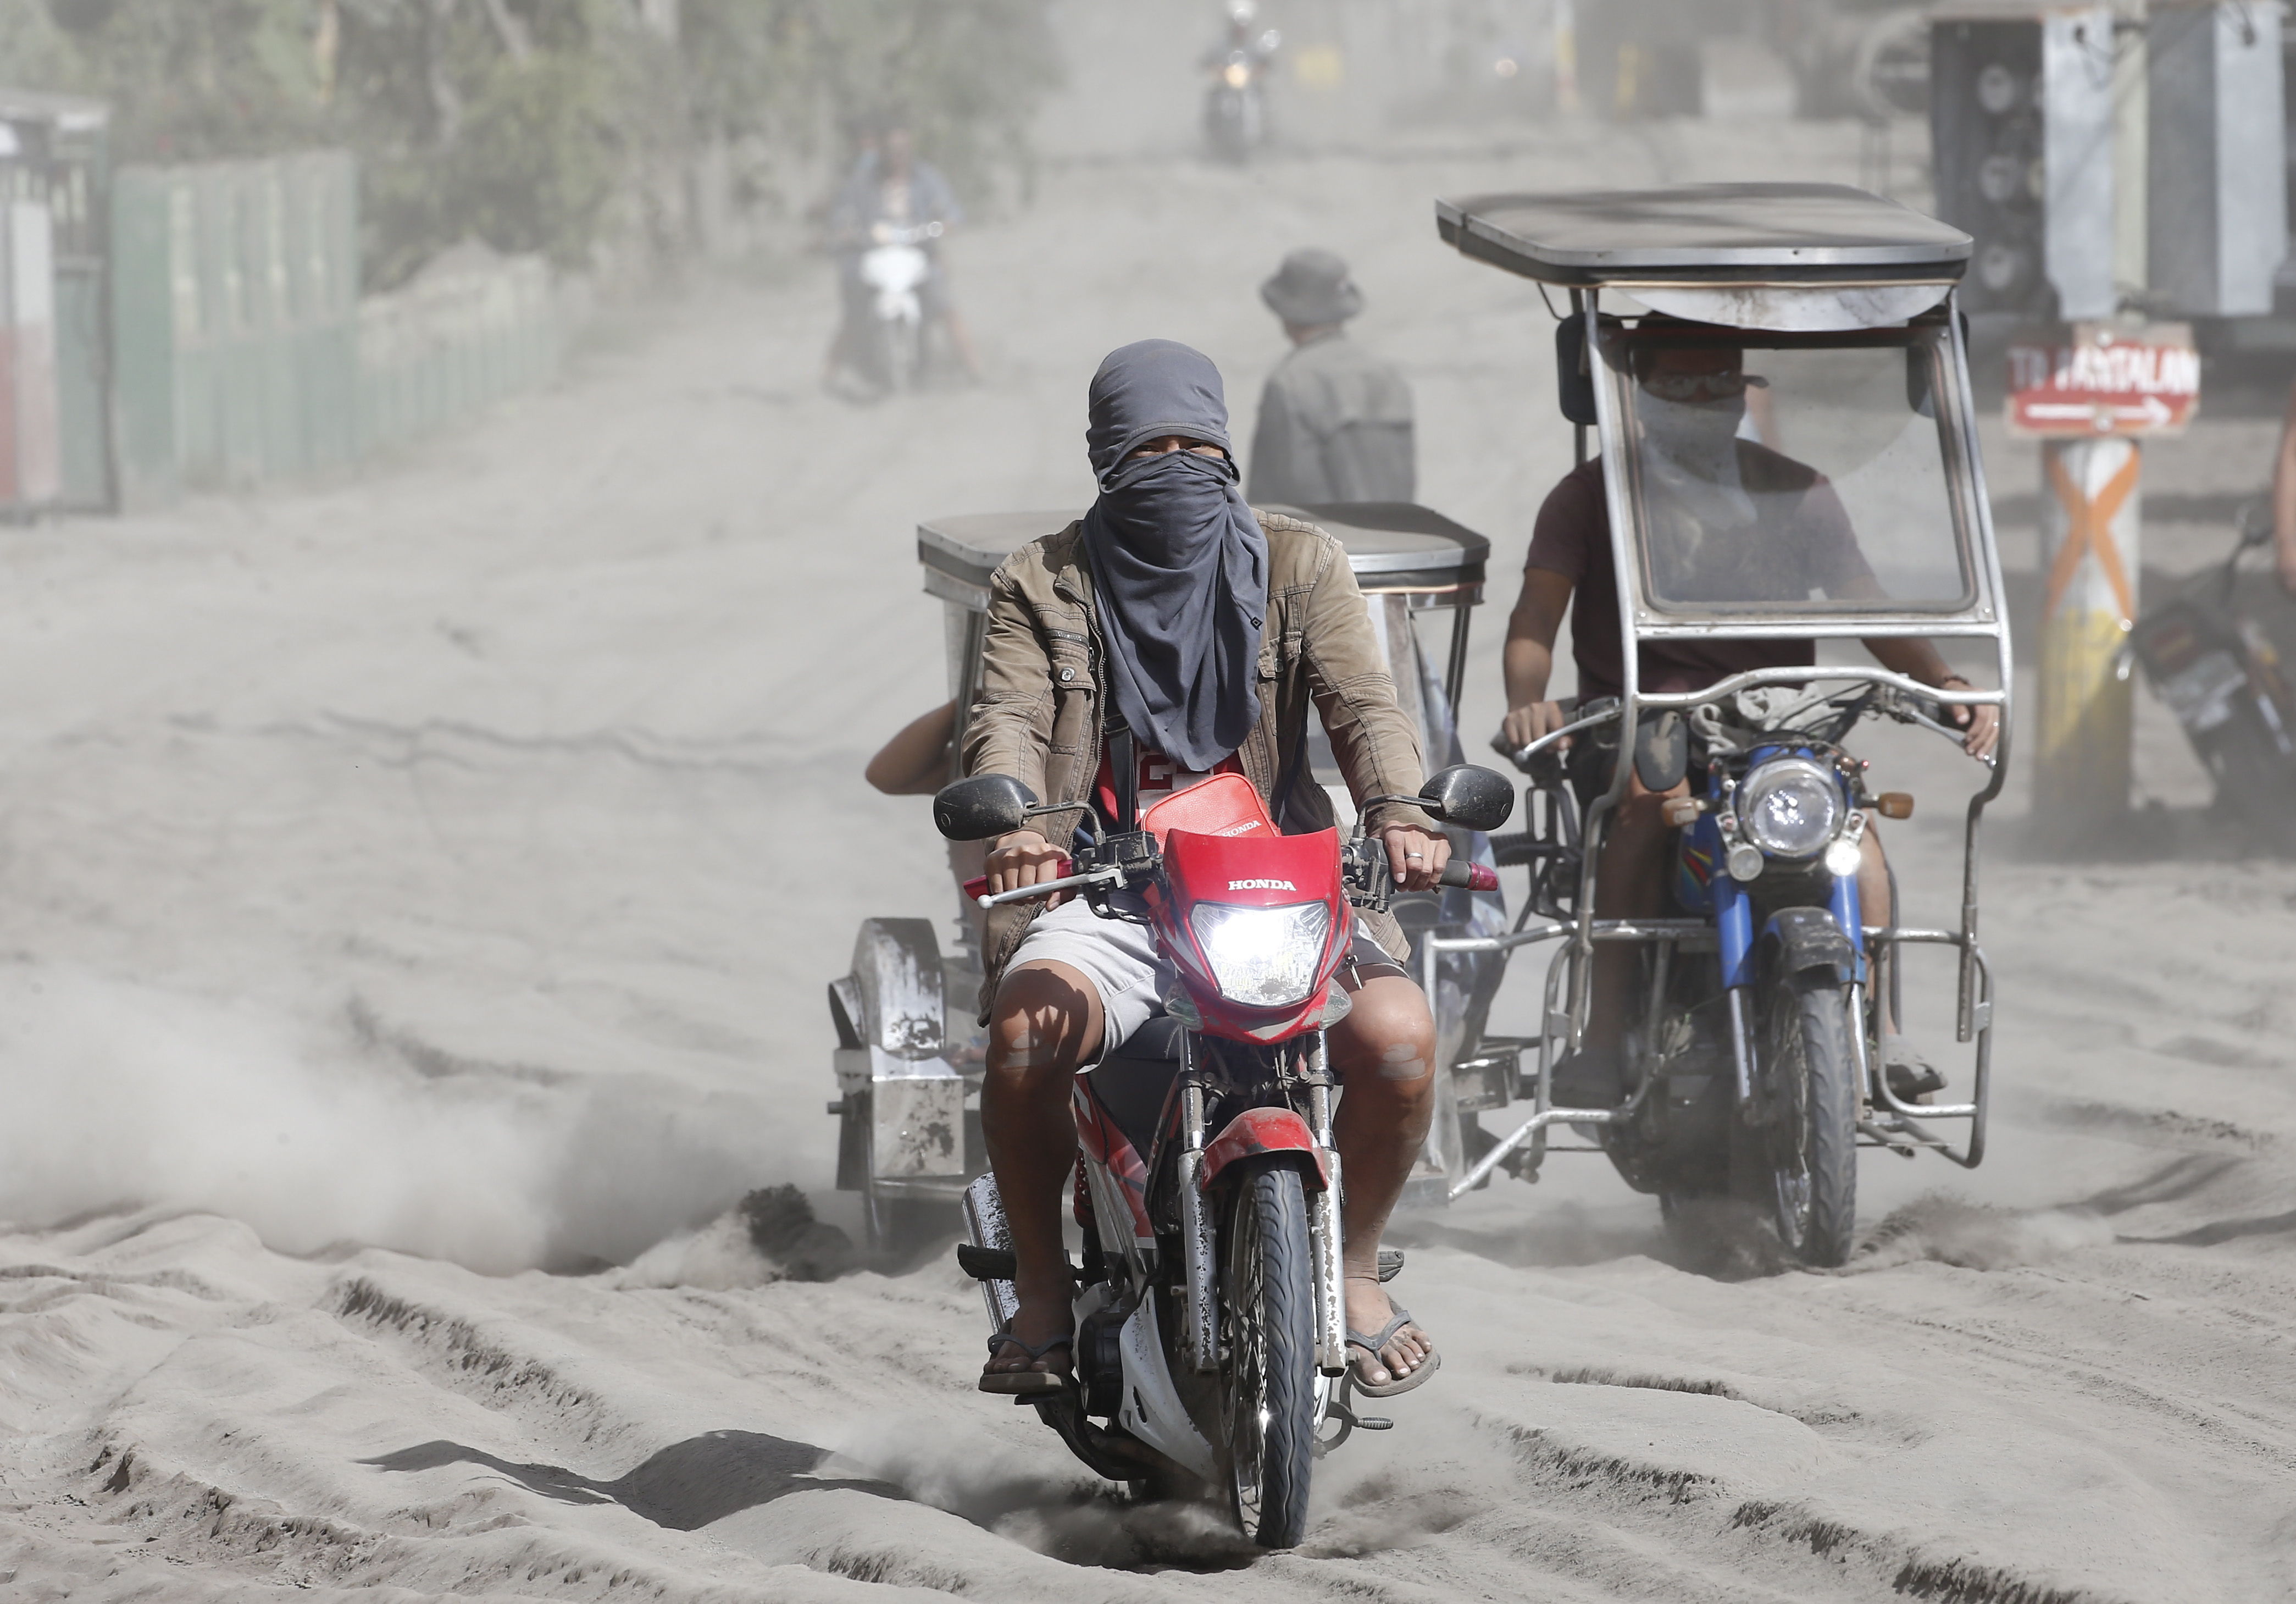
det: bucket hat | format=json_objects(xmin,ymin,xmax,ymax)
[{"xmin": 1260, "ymin": 248, "xmax": 1364, "ymax": 327}]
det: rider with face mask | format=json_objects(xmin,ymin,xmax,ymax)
[
  {"xmin": 1496, "ymin": 320, "xmax": 2001, "ymax": 1105},
  {"xmin": 965, "ymin": 340, "xmax": 1450, "ymax": 1400}
]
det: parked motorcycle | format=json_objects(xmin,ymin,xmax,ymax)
[
  {"xmin": 2125, "ymin": 500, "xmax": 2296, "ymax": 853},
  {"xmin": 934, "ymin": 761, "xmax": 1508, "ymax": 1547},
  {"xmin": 852, "ymin": 219, "xmax": 944, "ymax": 395}
]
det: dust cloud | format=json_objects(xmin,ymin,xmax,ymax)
[
  {"xmin": 0, "ymin": 964, "xmax": 789, "ymax": 1273},
  {"xmin": 1847, "ymin": 1194, "xmax": 2114, "ymax": 1273}
]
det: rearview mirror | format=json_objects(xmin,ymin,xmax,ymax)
[
  {"xmin": 1417, "ymin": 765, "xmax": 1515, "ymax": 833},
  {"xmin": 934, "ymin": 774, "xmax": 1037, "ymax": 840}
]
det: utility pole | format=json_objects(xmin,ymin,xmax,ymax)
[
  {"xmin": 1945, "ymin": 1, "xmax": 2282, "ymax": 849},
  {"xmin": 2034, "ymin": 430, "xmax": 2141, "ymax": 837}
]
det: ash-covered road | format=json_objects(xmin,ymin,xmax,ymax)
[{"xmin": 3, "ymin": 124, "xmax": 2295, "ymax": 1602}]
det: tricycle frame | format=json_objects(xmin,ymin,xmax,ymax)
[{"xmin": 1426, "ymin": 201, "xmax": 2011, "ymax": 1200}]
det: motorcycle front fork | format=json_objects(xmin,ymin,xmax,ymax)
[
  {"xmin": 1305, "ymin": 1035, "xmax": 1348, "ymax": 1377},
  {"xmin": 1176, "ymin": 1071, "xmax": 1219, "ymax": 1373},
  {"xmin": 1173, "ymin": 1031, "xmax": 1348, "ymax": 1379}
]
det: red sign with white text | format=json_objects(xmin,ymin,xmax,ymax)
[{"xmin": 2006, "ymin": 322, "xmax": 2198, "ymax": 438}]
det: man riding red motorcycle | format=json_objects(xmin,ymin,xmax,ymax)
[{"xmin": 964, "ymin": 340, "xmax": 1449, "ymax": 1400}]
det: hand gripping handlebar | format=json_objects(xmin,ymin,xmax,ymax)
[{"xmin": 963, "ymin": 851, "xmax": 1494, "ymax": 908}]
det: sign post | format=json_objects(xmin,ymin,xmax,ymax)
[{"xmin": 2006, "ymin": 321, "xmax": 2199, "ymax": 847}]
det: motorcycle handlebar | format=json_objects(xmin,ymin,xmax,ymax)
[
  {"xmin": 964, "ymin": 858, "xmax": 1085, "ymax": 908},
  {"xmin": 965, "ymin": 851, "xmax": 1495, "ymax": 906},
  {"xmin": 1440, "ymin": 859, "xmax": 1500, "ymax": 893}
]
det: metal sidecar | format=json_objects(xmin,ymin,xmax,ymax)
[
  {"xmin": 1428, "ymin": 183, "xmax": 2014, "ymax": 1260},
  {"xmin": 829, "ymin": 501, "xmax": 1506, "ymax": 1252}
]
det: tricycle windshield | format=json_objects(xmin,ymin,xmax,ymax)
[{"xmin": 1599, "ymin": 314, "xmax": 1978, "ymax": 623}]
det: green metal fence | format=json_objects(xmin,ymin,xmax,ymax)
[
  {"xmin": 110, "ymin": 150, "xmax": 562, "ymax": 508},
  {"xmin": 112, "ymin": 152, "xmax": 358, "ymax": 505},
  {"xmin": 357, "ymin": 248, "xmax": 558, "ymax": 457}
]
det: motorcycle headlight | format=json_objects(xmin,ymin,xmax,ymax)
[
  {"xmin": 1186, "ymin": 901, "xmax": 1331, "ymax": 1009},
  {"xmin": 1737, "ymin": 758, "xmax": 1842, "ymax": 860},
  {"xmin": 1224, "ymin": 61, "xmax": 1252, "ymax": 87}
]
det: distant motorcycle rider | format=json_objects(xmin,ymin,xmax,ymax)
[
  {"xmin": 1246, "ymin": 248, "xmax": 1416, "ymax": 507},
  {"xmin": 1202, "ymin": 2, "xmax": 1280, "ymax": 161},
  {"xmin": 823, "ymin": 118, "xmax": 982, "ymax": 386}
]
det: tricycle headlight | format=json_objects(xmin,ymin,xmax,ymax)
[
  {"xmin": 1737, "ymin": 759, "xmax": 1842, "ymax": 860},
  {"xmin": 1187, "ymin": 901, "xmax": 1332, "ymax": 1009}
]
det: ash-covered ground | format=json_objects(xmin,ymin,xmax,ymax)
[{"xmin": 2, "ymin": 118, "xmax": 2294, "ymax": 1602}]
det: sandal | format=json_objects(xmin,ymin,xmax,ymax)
[
  {"xmin": 1345, "ymin": 1306, "xmax": 1440, "ymax": 1398},
  {"xmin": 979, "ymin": 1329, "xmax": 1074, "ymax": 1396}
]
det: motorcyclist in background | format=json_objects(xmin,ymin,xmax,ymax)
[
  {"xmin": 822, "ymin": 117, "xmax": 983, "ymax": 389},
  {"xmin": 1202, "ymin": 2, "xmax": 1281, "ymax": 162}
]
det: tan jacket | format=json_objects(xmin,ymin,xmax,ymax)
[{"xmin": 963, "ymin": 508, "xmax": 1435, "ymax": 986}]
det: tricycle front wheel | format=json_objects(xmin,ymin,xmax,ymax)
[
  {"xmin": 1754, "ymin": 969, "xmax": 1859, "ymax": 1267},
  {"xmin": 1221, "ymin": 1164, "xmax": 1317, "ymax": 1549}
]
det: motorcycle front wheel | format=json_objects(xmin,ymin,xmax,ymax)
[
  {"xmin": 874, "ymin": 315, "xmax": 918, "ymax": 394},
  {"xmin": 1758, "ymin": 967, "xmax": 1859, "ymax": 1266},
  {"xmin": 1220, "ymin": 1163, "xmax": 1316, "ymax": 1548}
]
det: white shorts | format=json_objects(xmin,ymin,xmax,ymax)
[
  {"xmin": 1005, "ymin": 899, "xmax": 1174, "ymax": 1050},
  {"xmin": 1003, "ymin": 899, "xmax": 1408, "ymax": 1052}
]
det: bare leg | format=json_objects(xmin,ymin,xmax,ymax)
[
  {"xmin": 1856, "ymin": 818, "xmax": 1907, "ymax": 1042},
  {"xmin": 981, "ymin": 960, "xmax": 1102, "ymax": 1375},
  {"xmin": 1327, "ymin": 971, "xmax": 1437, "ymax": 1386},
  {"xmin": 1586, "ymin": 772, "xmax": 1687, "ymax": 1058}
]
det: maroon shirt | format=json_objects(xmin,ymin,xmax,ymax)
[{"xmin": 1524, "ymin": 456, "xmax": 1870, "ymax": 701}]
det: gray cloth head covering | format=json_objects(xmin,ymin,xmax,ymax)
[
  {"xmin": 1260, "ymin": 247, "xmax": 1364, "ymax": 327},
  {"xmin": 1080, "ymin": 340, "xmax": 1269, "ymax": 773}
]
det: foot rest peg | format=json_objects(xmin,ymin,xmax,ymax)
[
  {"xmin": 1377, "ymin": 1247, "xmax": 1404, "ymax": 1283},
  {"xmin": 957, "ymin": 1242, "xmax": 1090, "ymax": 1285},
  {"xmin": 956, "ymin": 1243, "xmax": 1016, "ymax": 1281}
]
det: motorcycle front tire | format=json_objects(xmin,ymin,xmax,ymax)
[
  {"xmin": 1221, "ymin": 1163, "xmax": 1316, "ymax": 1549},
  {"xmin": 874, "ymin": 316, "xmax": 914, "ymax": 394},
  {"xmin": 1758, "ymin": 967, "xmax": 1859, "ymax": 1267}
]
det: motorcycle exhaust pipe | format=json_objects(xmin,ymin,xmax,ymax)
[{"xmin": 960, "ymin": 1174, "xmax": 1020, "ymax": 1335}]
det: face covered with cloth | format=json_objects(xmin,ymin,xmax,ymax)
[{"xmin": 1079, "ymin": 338, "xmax": 1270, "ymax": 774}]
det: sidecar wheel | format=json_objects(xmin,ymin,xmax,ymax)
[
  {"xmin": 1760, "ymin": 969, "xmax": 1859, "ymax": 1267},
  {"xmin": 1221, "ymin": 1164, "xmax": 1317, "ymax": 1549}
]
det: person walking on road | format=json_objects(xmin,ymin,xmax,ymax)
[{"xmin": 1246, "ymin": 249, "xmax": 1416, "ymax": 506}]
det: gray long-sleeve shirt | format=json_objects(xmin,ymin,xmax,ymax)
[{"xmin": 1245, "ymin": 331, "xmax": 1416, "ymax": 507}]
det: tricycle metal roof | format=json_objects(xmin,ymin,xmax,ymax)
[
  {"xmin": 918, "ymin": 502, "xmax": 1489, "ymax": 611},
  {"xmin": 1436, "ymin": 183, "xmax": 1972, "ymax": 287}
]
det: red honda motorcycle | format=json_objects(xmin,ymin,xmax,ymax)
[{"xmin": 934, "ymin": 761, "xmax": 1509, "ymax": 1547}]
